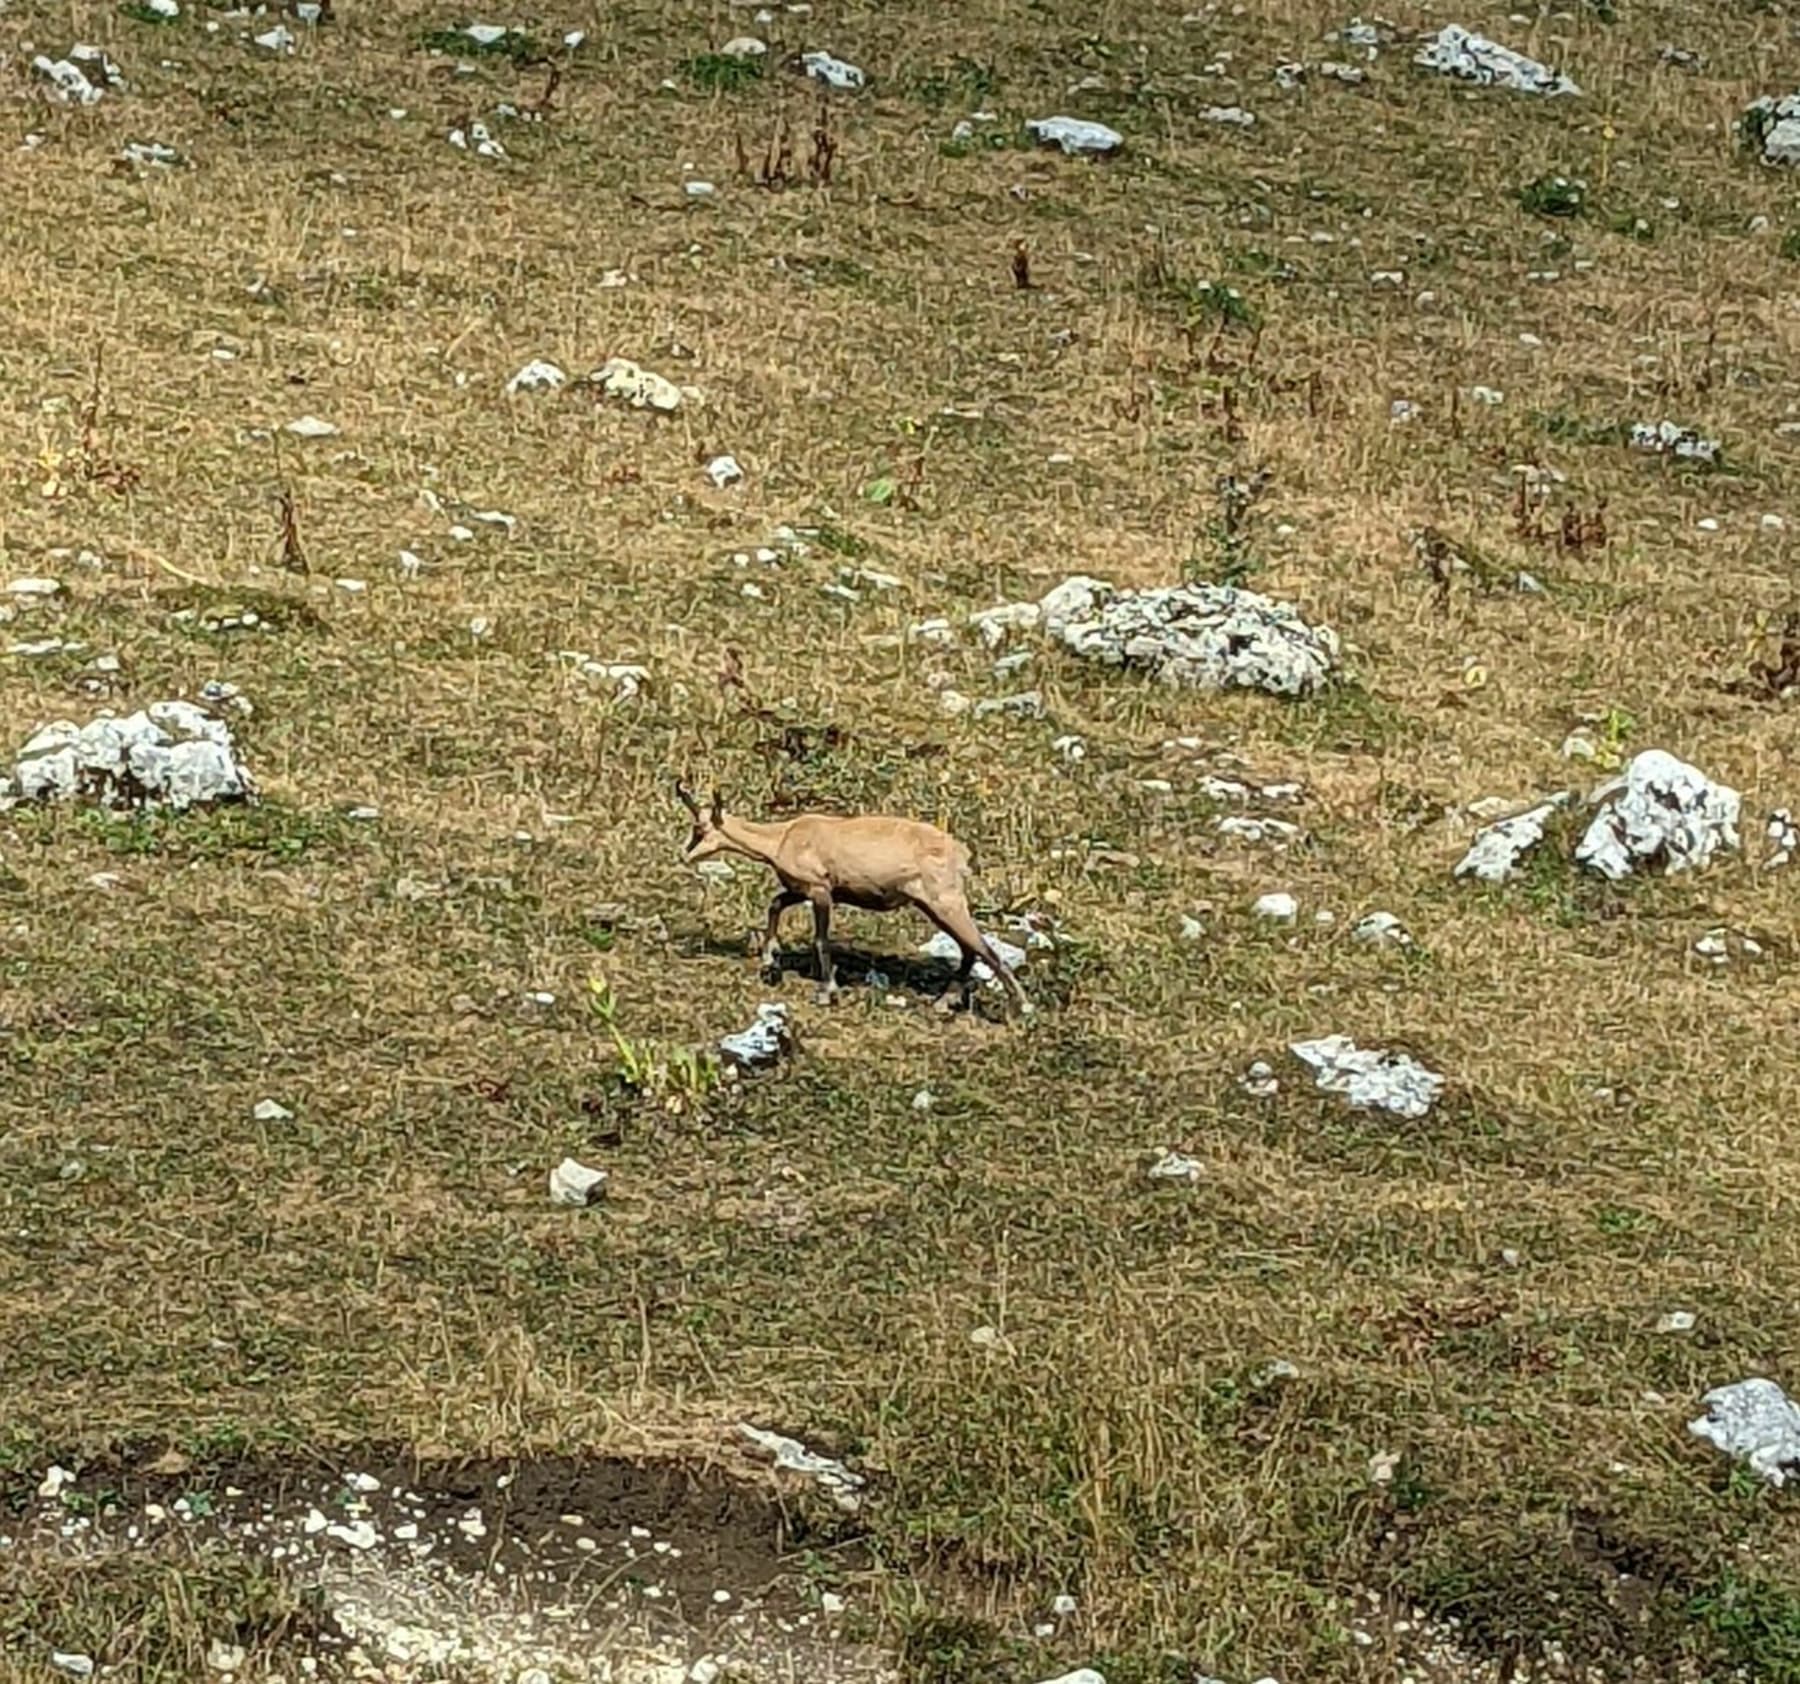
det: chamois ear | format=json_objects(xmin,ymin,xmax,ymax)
[
  {"xmin": 709, "ymin": 787, "xmax": 724, "ymax": 824},
  {"xmin": 675, "ymin": 777, "xmax": 701, "ymax": 817}
]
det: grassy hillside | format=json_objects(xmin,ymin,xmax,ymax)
[{"xmin": 3, "ymin": 0, "xmax": 1800, "ymax": 1678}]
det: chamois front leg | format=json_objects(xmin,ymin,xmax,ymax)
[
  {"xmin": 761, "ymin": 889, "xmax": 803, "ymax": 978},
  {"xmin": 808, "ymin": 891, "xmax": 838, "ymax": 1004}
]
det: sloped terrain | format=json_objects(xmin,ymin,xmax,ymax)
[{"xmin": 3, "ymin": 1, "xmax": 1800, "ymax": 1680}]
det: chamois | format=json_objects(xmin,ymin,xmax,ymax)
[{"xmin": 676, "ymin": 781, "xmax": 1031, "ymax": 1016}]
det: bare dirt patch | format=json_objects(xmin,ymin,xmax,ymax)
[{"xmin": 2, "ymin": 1447, "xmax": 880, "ymax": 1682}]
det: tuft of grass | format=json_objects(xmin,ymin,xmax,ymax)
[
  {"xmin": 0, "ymin": 1547, "xmax": 324, "ymax": 1683},
  {"xmin": 681, "ymin": 52, "xmax": 766, "ymax": 93},
  {"xmin": 1518, "ymin": 174, "xmax": 1587, "ymax": 218},
  {"xmin": 1691, "ymin": 1572, "xmax": 1800, "ymax": 1681},
  {"xmin": 419, "ymin": 24, "xmax": 540, "ymax": 62}
]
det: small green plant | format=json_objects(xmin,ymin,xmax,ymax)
[
  {"xmin": 1780, "ymin": 228, "xmax": 1800, "ymax": 261},
  {"xmin": 805, "ymin": 513, "xmax": 871, "ymax": 559},
  {"xmin": 420, "ymin": 24, "xmax": 540, "ymax": 62},
  {"xmin": 1140, "ymin": 249, "xmax": 1261, "ymax": 331},
  {"xmin": 1188, "ymin": 467, "xmax": 1272, "ymax": 586},
  {"xmin": 1519, "ymin": 174, "xmax": 1587, "ymax": 218},
  {"xmin": 939, "ymin": 125, "xmax": 1018, "ymax": 160},
  {"xmin": 1591, "ymin": 704, "xmax": 1635, "ymax": 771},
  {"xmin": 1739, "ymin": 98, "xmax": 1780, "ymax": 156},
  {"xmin": 681, "ymin": 52, "xmax": 765, "ymax": 93},
  {"xmin": 587, "ymin": 979, "xmax": 722, "ymax": 1114},
  {"xmin": 910, "ymin": 56, "xmax": 998, "ymax": 108},
  {"xmin": 1691, "ymin": 1572, "xmax": 1800, "ymax": 1681}
]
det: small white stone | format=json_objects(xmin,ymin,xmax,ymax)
[
  {"xmin": 252, "ymin": 1098, "xmax": 293, "ymax": 1122},
  {"xmin": 550, "ymin": 1157, "xmax": 607, "ymax": 1207},
  {"xmin": 1240, "ymin": 1060, "xmax": 1280, "ymax": 1098},
  {"xmin": 207, "ymin": 1641, "xmax": 245, "ymax": 1674},
  {"xmin": 506, "ymin": 359, "xmax": 566, "ymax": 396},
  {"xmin": 704, "ymin": 454, "xmax": 744, "ymax": 488},
  {"xmin": 1351, "ymin": 911, "xmax": 1410, "ymax": 947},
  {"xmin": 1656, "ymin": 1310, "xmax": 1697, "ymax": 1334},
  {"xmin": 801, "ymin": 51, "xmax": 866, "ymax": 90},
  {"xmin": 1146, "ymin": 1148, "xmax": 1202, "ymax": 1183},
  {"xmin": 1253, "ymin": 891, "xmax": 1298, "ymax": 922},
  {"xmin": 285, "ymin": 415, "xmax": 338, "ymax": 439},
  {"xmin": 1026, "ymin": 116, "xmax": 1123, "ymax": 157}
]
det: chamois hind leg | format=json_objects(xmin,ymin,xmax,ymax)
[
  {"xmin": 808, "ymin": 891, "xmax": 839, "ymax": 1004},
  {"xmin": 921, "ymin": 890, "xmax": 1031, "ymax": 1018},
  {"xmin": 761, "ymin": 889, "xmax": 803, "ymax": 977}
]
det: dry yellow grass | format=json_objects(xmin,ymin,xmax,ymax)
[{"xmin": 3, "ymin": 0, "xmax": 1800, "ymax": 1677}]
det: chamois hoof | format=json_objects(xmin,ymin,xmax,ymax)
[{"xmin": 813, "ymin": 983, "xmax": 839, "ymax": 1007}]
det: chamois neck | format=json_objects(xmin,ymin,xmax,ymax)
[{"xmin": 717, "ymin": 814, "xmax": 789, "ymax": 865}]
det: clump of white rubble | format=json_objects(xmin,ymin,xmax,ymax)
[
  {"xmin": 1454, "ymin": 795, "xmax": 1567, "ymax": 882},
  {"xmin": 119, "ymin": 140, "xmax": 181, "ymax": 168},
  {"xmin": 591, "ymin": 357, "xmax": 696, "ymax": 412},
  {"xmin": 1689, "ymin": 1378, "xmax": 1800, "ymax": 1485},
  {"xmin": 800, "ymin": 51, "xmax": 865, "ymax": 91},
  {"xmin": 1026, "ymin": 116, "xmax": 1122, "ymax": 157},
  {"xmin": 1289, "ymin": 1035, "xmax": 1443, "ymax": 1118},
  {"xmin": 1037, "ymin": 576, "xmax": 1338, "ymax": 696},
  {"xmin": 1630, "ymin": 420, "xmax": 1720, "ymax": 464},
  {"xmin": 1744, "ymin": 94, "xmax": 1800, "ymax": 167},
  {"xmin": 1414, "ymin": 23, "xmax": 1579, "ymax": 96},
  {"xmin": 718, "ymin": 1003, "xmax": 794, "ymax": 1072},
  {"xmin": 3, "ymin": 703, "xmax": 254, "ymax": 813},
  {"xmin": 1575, "ymin": 750, "xmax": 1740, "ymax": 880},
  {"xmin": 447, "ymin": 120, "xmax": 506, "ymax": 161},
  {"xmin": 33, "ymin": 45, "xmax": 126, "ymax": 105},
  {"xmin": 737, "ymin": 1424, "xmax": 864, "ymax": 1511},
  {"xmin": 1453, "ymin": 752, "xmax": 1739, "ymax": 885}
]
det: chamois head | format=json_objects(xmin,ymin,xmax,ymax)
[{"xmin": 675, "ymin": 777, "xmax": 728, "ymax": 864}]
